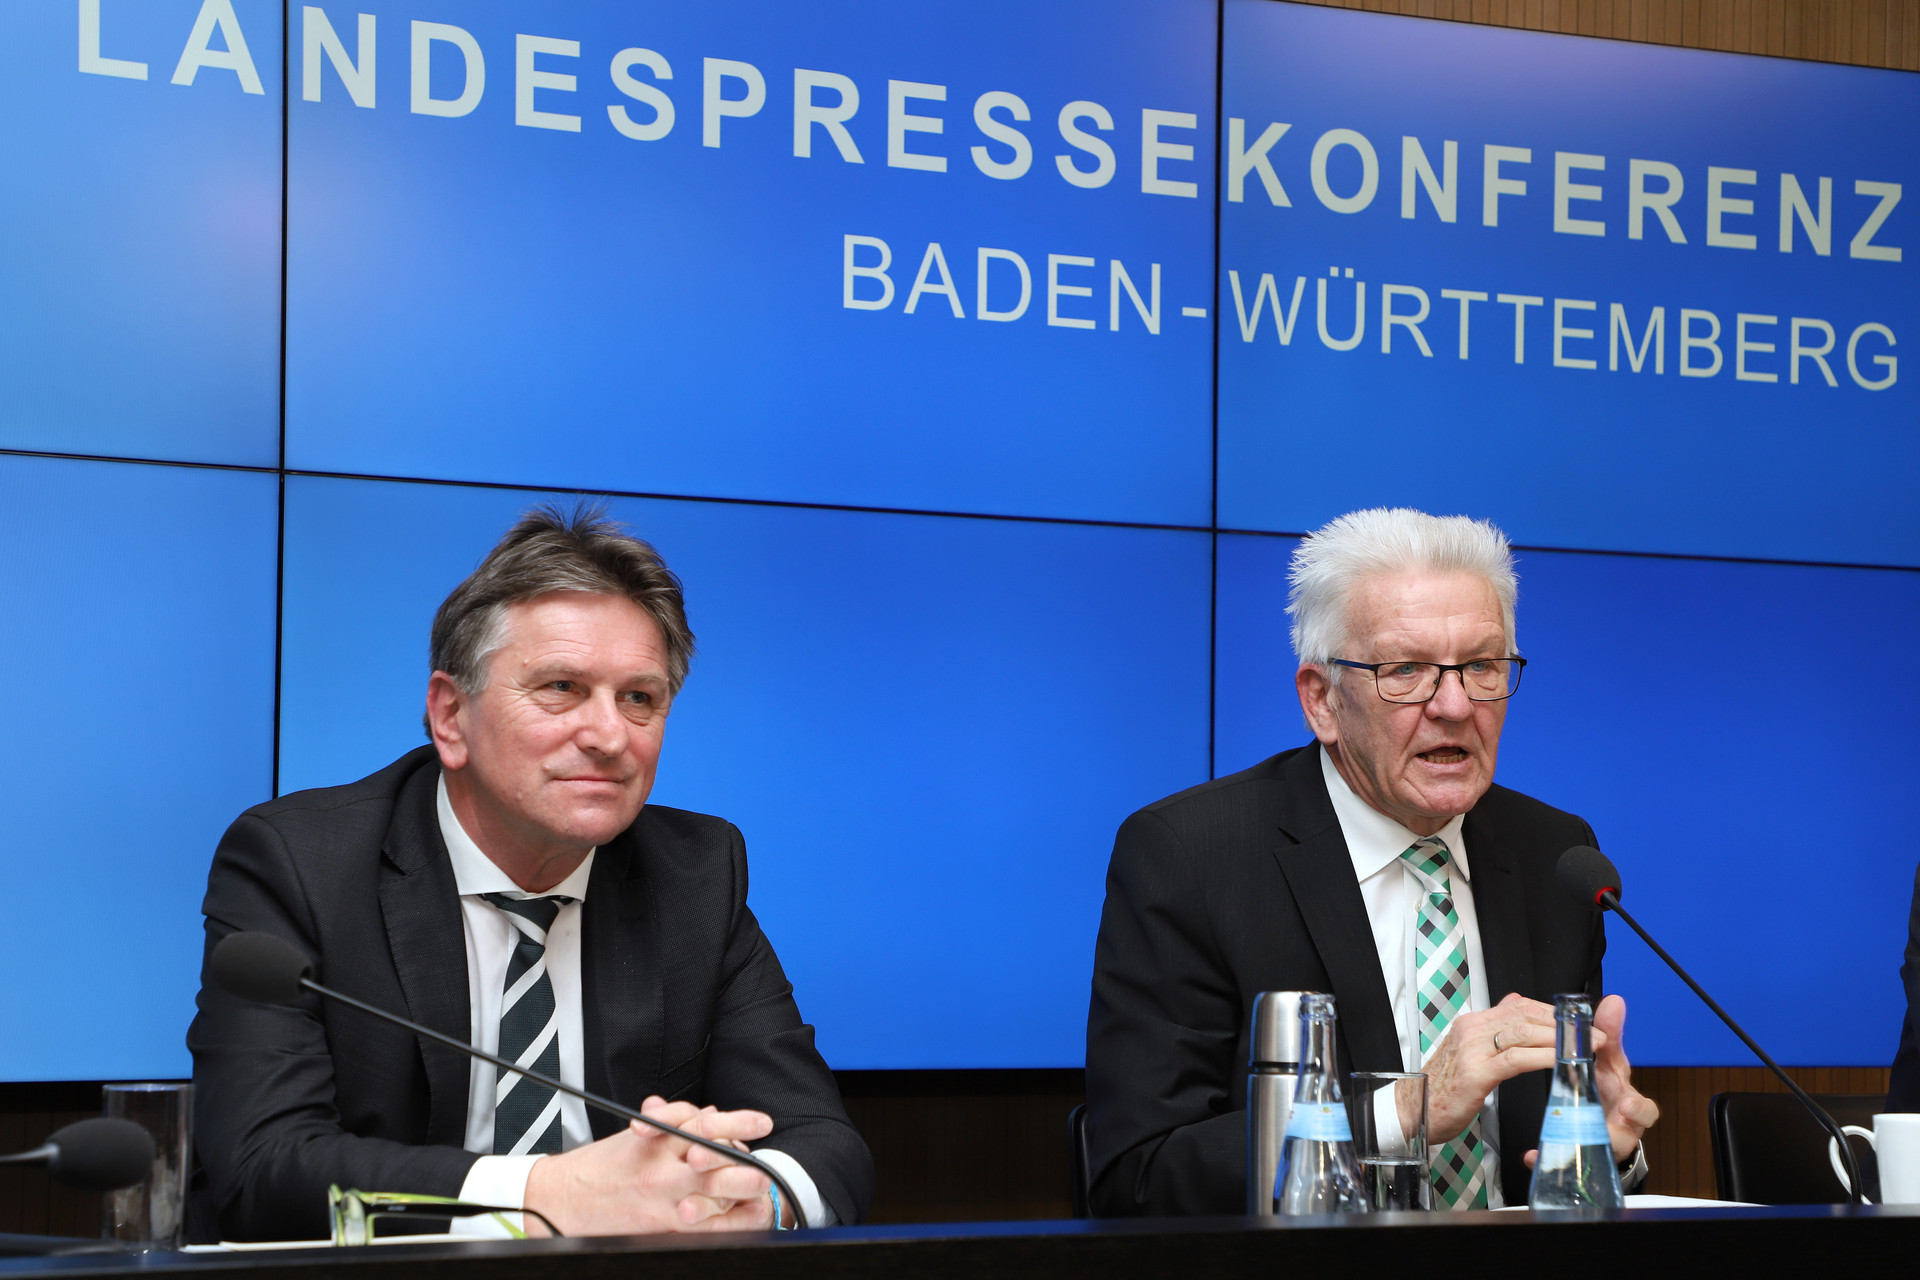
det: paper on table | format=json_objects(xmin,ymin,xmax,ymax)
[
  {"xmin": 1494, "ymin": 1194, "xmax": 1761, "ymax": 1211},
  {"xmin": 187, "ymin": 1232, "xmax": 497, "ymax": 1252}
]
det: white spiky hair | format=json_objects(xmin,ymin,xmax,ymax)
[{"xmin": 1286, "ymin": 508, "xmax": 1518, "ymax": 667}]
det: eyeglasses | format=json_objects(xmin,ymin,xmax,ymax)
[
  {"xmin": 327, "ymin": 1186, "xmax": 563, "ymax": 1244},
  {"xmin": 1330, "ymin": 657, "xmax": 1527, "ymax": 704}
]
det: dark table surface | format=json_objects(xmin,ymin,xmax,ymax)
[{"xmin": 5, "ymin": 1206, "xmax": 1917, "ymax": 1280}]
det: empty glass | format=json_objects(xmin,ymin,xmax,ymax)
[
  {"xmin": 1350, "ymin": 1071, "xmax": 1431, "ymax": 1210},
  {"xmin": 101, "ymin": 1083, "xmax": 190, "ymax": 1250}
]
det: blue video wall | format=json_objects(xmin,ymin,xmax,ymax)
[
  {"xmin": 0, "ymin": 0, "xmax": 1914, "ymax": 1077},
  {"xmin": 1219, "ymin": 7, "xmax": 1914, "ymax": 565}
]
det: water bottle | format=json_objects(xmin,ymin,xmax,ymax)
[
  {"xmin": 1527, "ymin": 993, "xmax": 1625, "ymax": 1210},
  {"xmin": 1246, "ymin": 991, "xmax": 1304, "ymax": 1215},
  {"xmin": 1274, "ymin": 993, "xmax": 1368, "ymax": 1214}
]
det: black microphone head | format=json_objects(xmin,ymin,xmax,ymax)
[
  {"xmin": 44, "ymin": 1118, "xmax": 155, "ymax": 1192},
  {"xmin": 1557, "ymin": 845, "xmax": 1623, "ymax": 911},
  {"xmin": 210, "ymin": 932, "xmax": 313, "ymax": 1005}
]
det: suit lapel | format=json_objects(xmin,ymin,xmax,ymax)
[
  {"xmin": 1463, "ymin": 805, "xmax": 1535, "ymax": 1007},
  {"xmin": 1270, "ymin": 746, "xmax": 1402, "ymax": 1073},
  {"xmin": 581, "ymin": 822, "xmax": 661, "ymax": 1140},
  {"xmin": 378, "ymin": 762, "xmax": 472, "ymax": 1149}
]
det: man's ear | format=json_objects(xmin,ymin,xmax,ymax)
[
  {"xmin": 425, "ymin": 672, "xmax": 471, "ymax": 771},
  {"xmin": 1296, "ymin": 665, "xmax": 1340, "ymax": 745}
]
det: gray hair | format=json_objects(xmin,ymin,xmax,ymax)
[
  {"xmin": 1286, "ymin": 508, "xmax": 1518, "ymax": 667},
  {"xmin": 428, "ymin": 502, "xmax": 695, "ymax": 707}
]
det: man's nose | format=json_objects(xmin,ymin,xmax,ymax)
[
  {"xmin": 574, "ymin": 689, "xmax": 631, "ymax": 754},
  {"xmin": 1426, "ymin": 669, "xmax": 1474, "ymax": 720}
]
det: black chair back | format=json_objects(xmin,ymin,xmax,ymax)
[
  {"xmin": 1068, "ymin": 1103, "xmax": 1092, "ymax": 1217},
  {"xmin": 1708, "ymin": 1091, "xmax": 1883, "ymax": 1203}
]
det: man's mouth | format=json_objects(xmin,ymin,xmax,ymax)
[{"xmin": 1418, "ymin": 747, "xmax": 1469, "ymax": 764}]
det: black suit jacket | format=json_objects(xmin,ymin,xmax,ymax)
[
  {"xmin": 187, "ymin": 747, "xmax": 872, "ymax": 1241},
  {"xmin": 1888, "ymin": 862, "xmax": 1920, "ymax": 1111},
  {"xmin": 1085, "ymin": 743, "xmax": 1605, "ymax": 1214}
]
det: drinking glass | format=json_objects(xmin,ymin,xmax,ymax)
[
  {"xmin": 1349, "ymin": 1071, "xmax": 1431, "ymax": 1211},
  {"xmin": 101, "ymin": 1083, "xmax": 190, "ymax": 1250}
]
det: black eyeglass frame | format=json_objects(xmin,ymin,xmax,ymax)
[{"xmin": 1329, "ymin": 656, "xmax": 1528, "ymax": 703}]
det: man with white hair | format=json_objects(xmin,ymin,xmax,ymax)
[{"xmin": 1084, "ymin": 508, "xmax": 1658, "ymax": 1215}]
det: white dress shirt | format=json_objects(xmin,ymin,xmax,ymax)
[
  {"xmin": 1318, "ymin": 746, "xmax": 1508, "ymax": 1205},
  {"xmin": 438, "ymin": 776, "xmax": 832, "ymax": 1231},
  {"xmin": 1319, "ymin": 747, "xmax": 1646, "ymax": 1202}
]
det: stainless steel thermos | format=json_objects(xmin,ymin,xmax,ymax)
[{"xmin": 1246, "ymin": 990, "xmax": 1307, "ymax": 1214}]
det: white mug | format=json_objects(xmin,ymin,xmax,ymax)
[{"xmin": 1827, "ymin": 1113, "xmax": 1920, "ymax": 1205}]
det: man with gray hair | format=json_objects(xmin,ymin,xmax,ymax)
[
  {"xmin": 1085, "ymin": 508, "xmax": 1657, "ymax": 1215},
  {"xmin": 189, "ymin": 505, "xmax": 871, "ymax": 1240}
]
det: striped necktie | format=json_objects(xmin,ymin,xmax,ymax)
[
  {"xmin": 1399, "ymin": 836, "xmax": 1492, "ymax": 1209},
  {"xmin": 483, "ymin": 892, "xmax": 575, "ymax": 1156}
]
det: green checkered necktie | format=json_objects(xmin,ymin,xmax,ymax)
[{"xmin": 1400, "ymin": 836, "xmax": 1492, "ymax": 1210}]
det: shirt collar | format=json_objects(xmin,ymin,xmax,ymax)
[
  {"xmin": 436, "ymin": 772, "xmax": 595, "ymax": 901},
  {"xmin": 1318, "ymin": 743, "xmax": 1470, "ymax": 885}
]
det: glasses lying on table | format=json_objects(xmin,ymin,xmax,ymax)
[{"xmin": 326, "ymin": 1186, "xmax": 564, "ymax": 1245}]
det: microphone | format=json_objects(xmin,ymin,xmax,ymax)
[
  {"xmin": 1556, "ymin": 844, "xmax": 1621, "ymax": 910},
  {"xmin": 208, "ymin": 931, "xmax": 809, "ymax": 1229},
  {"xmin": 1556, "ymin": 845, "xmax": 1866, "ymax": 1205},
  {"xmin": 0, "ymin": 1118, "xmax": 155, "ymax": 1192}
]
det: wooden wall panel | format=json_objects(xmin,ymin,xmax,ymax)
[
  {"xmin": 840, "ymin": 1071, "xmax": 1084, "ymax": 1223},
  {"xmin": 0, "ymin": 1084, "xmax": 115, "ymax": 1239},
  {"xmin": 1635, "ymin": 1065, "xmax": 1893, "ymax": 1197},
  {"xmin": 0, "ymin": 1066, "xmax": 1892, "ymax": 1233},
  {"xmin": 838, "ymin": 1065, "xmax": 1899, "ymax": 1222},
  {"xmin": 1288, "ymin": 0, "xmax": 1920, "ymax": 70},
  {"xmin": 839, "ymin": 1065, "xmax": 1899, "ymax": 1220}
]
